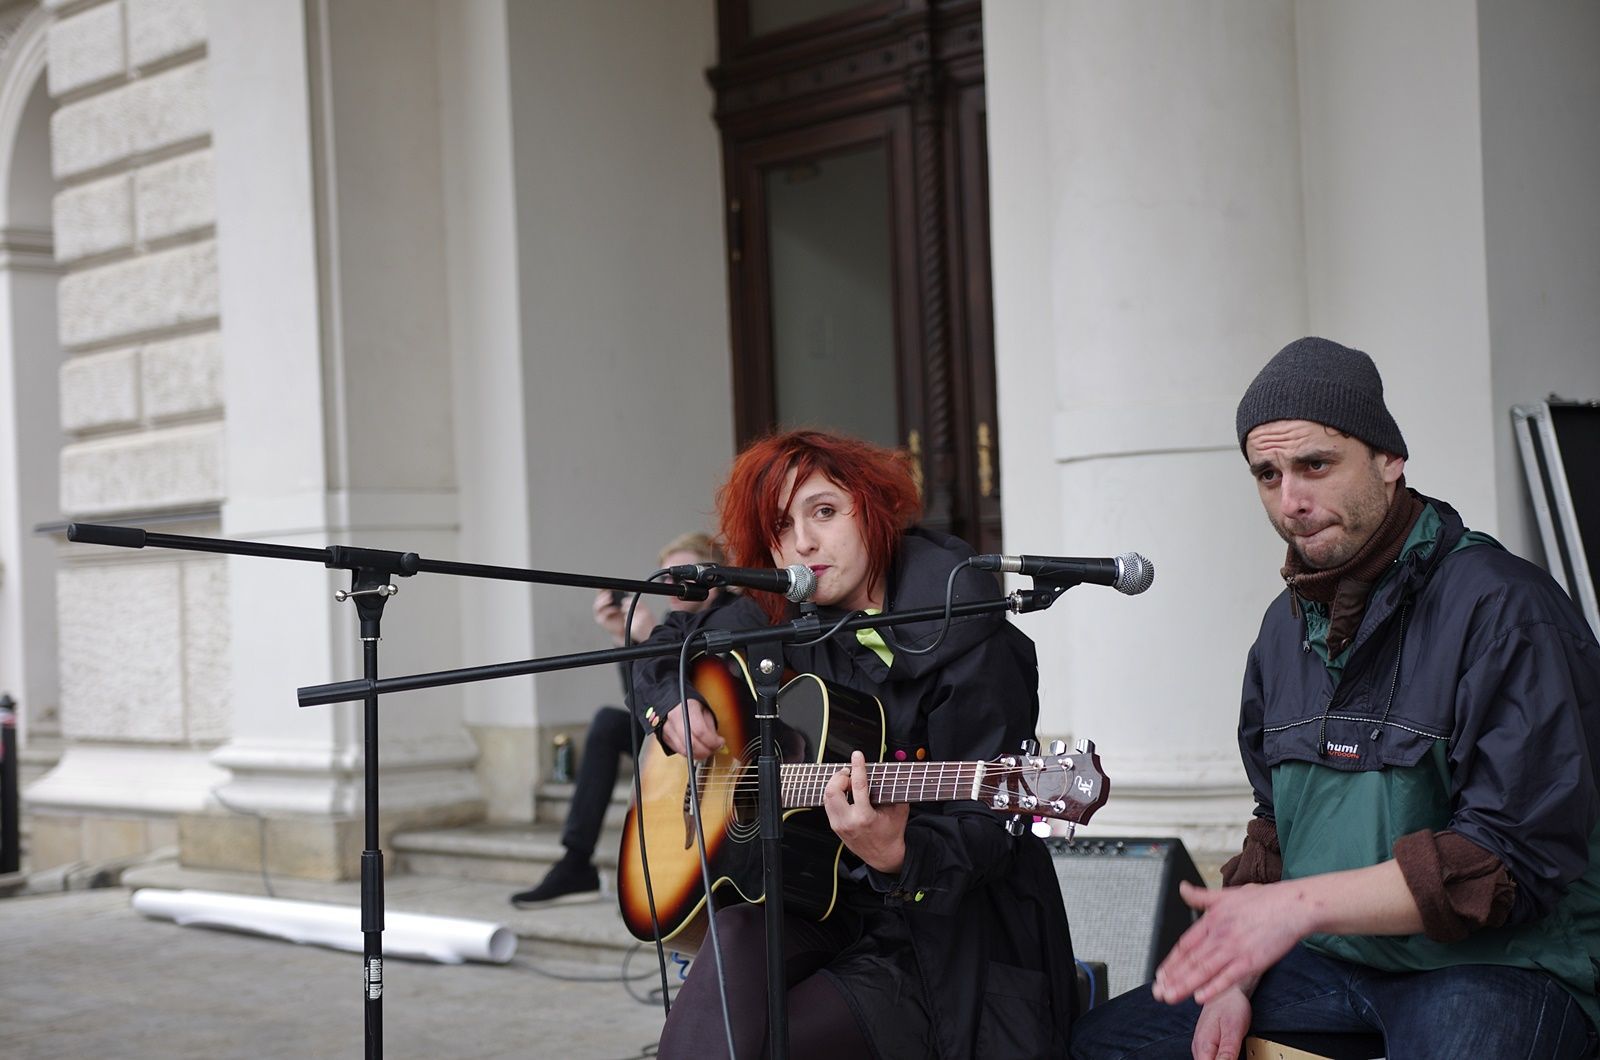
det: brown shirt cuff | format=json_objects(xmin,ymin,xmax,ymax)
[
  {"xmin": 1221, "ymin": 817, "xmax": 1283, "ymax": 887},
  {"xmin": 1393, "ymin": 829, "xmax": 1516, "ymax": 943}
]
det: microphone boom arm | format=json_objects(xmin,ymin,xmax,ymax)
[{"xmin": 297, "ymin": 590, "xmax": 1050, "ymax": 707}]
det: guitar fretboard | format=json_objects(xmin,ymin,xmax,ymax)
[{"xmin": 777, "ymin": 761, "xmax": 986, "ymax": 807}]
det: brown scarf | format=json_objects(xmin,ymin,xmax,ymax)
[{"xmin": 1281, "ymin": 478, "xmax": 1424, "ymax": 656}]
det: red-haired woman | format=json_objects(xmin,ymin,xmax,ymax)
[{"xmin": 631, "ymin": 429, "xmax": 1076, "ymax": 1059}]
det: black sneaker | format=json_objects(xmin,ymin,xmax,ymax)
[{"xmin": 510, "ymin": 860, "xmax": 600, "ymax": 907}]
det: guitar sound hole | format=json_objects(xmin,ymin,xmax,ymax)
[{"xmin": 730, "ymin": 750, "xmax": 759, "ymax": 831}]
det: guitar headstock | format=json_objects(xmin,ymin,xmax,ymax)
[{"xmin": 987, "ymin": 738, "xmax": 1110, "ymax": 829}]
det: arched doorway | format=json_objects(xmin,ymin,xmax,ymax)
[{"xmin": 0, "ymin": 6, "xmax": 61, "ymax": 767}]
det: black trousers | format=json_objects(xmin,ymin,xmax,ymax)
[
  {"xmin": 561, "ymin": 706, "xmax": 635, "ymax": 860},
  {"xmin": 657, "ymin": 903, "xmax": 874, "ymax": 1060}
]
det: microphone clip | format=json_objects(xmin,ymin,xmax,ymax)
[{"xmin": 1010, "ymin": 585, "xmax": 1068, "ymax": 613}]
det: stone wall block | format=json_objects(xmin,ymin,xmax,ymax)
[
  {"xmin": 53, "ymin": 173, "xmax": 133, "ymax": 262},
  {"xmin": 47, "ymin": 2, "xmax": 126, "ymax": 98},
  {"xmin": 83, "ymin": 815, "xmax": 151, "ymax": 862},
  {"xmin": 57, "ymin": 239, "xmax": 218, "ymax": 348},
  {"xmin": 60, "ymin": 346, "xmax": 140, "ymax": 431},
  {"xmin": 27, "ymin": 816, "xmax": 83, "ymax": 871},
  {"xmin": 58, "ymin": 560, "xmax": 186, "ymax": 741},
  {"xmin": 140, "ymin": 331, "xmax": 221, "ymax": 420},
  {"xmin": 60, "ymin": 421, "xmax": 224, "ymax": 515},
  {"xmin": 181, "ymin": 556, "xmax": 230, "ymax": 742},
  {"xmin": 134, "ymin": 149, "xmax": 214, "ymax": 242},
  {"xmin": 127, "ymin": 0, "xmax": 206, "ymax": 68},
  {"xmin": 52, "ymin": 61, "xmax": 210, "ymax": 180}
]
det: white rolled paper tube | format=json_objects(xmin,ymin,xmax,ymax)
[{"xmin": 131, "ymin": 889, "xmax": 517, "ymax": 965}]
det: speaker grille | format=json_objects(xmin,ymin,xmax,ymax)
[{"xmin": 1048, "ymin": 837, "xmax": 1202, "ymax": 999}]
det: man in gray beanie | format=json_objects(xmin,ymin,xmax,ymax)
[{"xmin": 1072, "ymin": 338, "xmax": 1600, "ymax": 1059}]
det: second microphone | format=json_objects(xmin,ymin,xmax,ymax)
[{"xmin": 669, "ymin": 562, "xmax": 818, "ymax": 603}]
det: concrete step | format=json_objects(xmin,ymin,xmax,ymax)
[
  {"xmin": 18, "ymin": 734, "xmax": 64, "ymax": 789},
  {"xmin": 394, "ymin": 778, "xmax": 635, "ymax": 887},
  {"xmin": 532, "ymin": 779, "xmax": 632, "ymax": 829},
  {"xmin": 391, "ymin": 821, "xmax": 623, "ymax": 888}
]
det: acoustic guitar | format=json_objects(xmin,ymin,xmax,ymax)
[{"xmin": 617, "ymin": 653, "xmax": 1110, "ymax": 950}]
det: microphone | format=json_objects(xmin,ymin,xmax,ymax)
[
  {"xmin": 668, "ymin": 562, "xmax": 818, "ymax": 603},
  {"xmin": 972, "ymin": 551, "xmax": 1155, "ymax": 596}
]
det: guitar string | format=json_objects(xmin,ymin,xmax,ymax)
[{"xmin": 683, "ymin": 763, "xmax": 1091, "ymax": 813}]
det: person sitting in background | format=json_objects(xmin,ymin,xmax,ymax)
[{"xmin": 510, "ymin": 532, "xmax": 727, "ymax": 906}]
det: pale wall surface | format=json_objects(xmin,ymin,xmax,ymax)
[
  {"xmin": 504, "ymin": 0, "xmax": 732, "ymax": 736},
  {"xmin": 33, "ymin": 0, "xmax": 227, "ymax": 832},
  {"xmin": 1477, "ymin": 0, "xmax": 1600, "ymax": 560}
]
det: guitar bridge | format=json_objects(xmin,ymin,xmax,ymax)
[{"xmin": 681, "ymin": 764, "xmax": 698, "ymax": 850}]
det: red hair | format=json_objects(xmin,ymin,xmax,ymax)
[{"xmin": 716, "ymin": 429, "xmax": 922, "ymax": 623}]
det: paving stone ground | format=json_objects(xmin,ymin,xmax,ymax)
[{"xmin": 0, "ymin": 886, "xmax": 676, "ymax": 1059}]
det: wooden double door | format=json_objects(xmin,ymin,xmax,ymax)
[{"xmin": 713, "ymin": 0, "xmax": 1001, "ymax": 554}]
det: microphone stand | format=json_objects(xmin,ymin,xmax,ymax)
[
  {"xmin": 751, "ymin": 603, "xmax": 819, "ymax": 1060},
  {"xmin": 63, "ymin": 522, "xmax": 705, "ymax": 1060},
  {"xmin": 298, "ymin": 580, "xmax": 1073, "ymax": 1060}
]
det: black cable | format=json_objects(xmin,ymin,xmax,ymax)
[
  {"xmin": 675, "ymin": 632, "xmax": 740, "ymax": 1060},
  {"xmin": 881, "ymin": 556, "xmax": 968, "ymax": 657},
  {"xmin": 793, "ymin": 605, "xmax": 859, "ymax": 647},
  {"xmin": 620, "ymin": 573, "xmax": 736, "ymax": 1057},
  {"xmin": 208, "ymin": 785, "xmax": 276, "ymax": 898},
  {"xmin": 622, "ymin": 943, "xmax": 687, "ymax": 1007},
  {"xmin": 620, "ymin": 572, "xmax": 676, "ymax": 1022},
  {"xmin": 510, "ymin": 953, "xmax": 656, "ymax": 984}
]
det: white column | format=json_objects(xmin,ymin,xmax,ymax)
[
  {"xmin": 1296, "ymin": 1, "xmax": 1496, "ymax": 529},
  {"xmin": 435, "ymin": 0, "xmax": 537, "ymax": 823},
  {"xmin": 988, "ymin": 1, "xmax": 1310, "ymax": 854},
  {"xmin": 204, "ymin": 0, "xmax": 480, "ymax": 875}
]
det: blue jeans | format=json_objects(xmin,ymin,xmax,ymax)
[{"xmin": 1069, "ymin": 944, "xmax": 1597, "ymax": 1059}]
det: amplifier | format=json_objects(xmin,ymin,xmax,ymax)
[{"xmin": 1047, "ymin": 836, "xmax": 1204, "ymax": 1000}]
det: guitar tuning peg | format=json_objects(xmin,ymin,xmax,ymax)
[
  {"xmin": 1019, "ymin": 738, "xmax": 1039, "ymax": 756},
  {"xmin": 1048, "ymin": 739, "xmax": 1066, "ymax": 756},
  {"xmin": 1006, "ymin": 813, "xmax": 1026, "ymax": 837},
  {"xmin": 1074, "ymin": 738, "xmax": 1095, "ymax": 755}
]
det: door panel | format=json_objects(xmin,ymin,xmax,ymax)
[
  {"xmin": 766, "ymin": 143, "xmax": 898, "ymax": 447},
  {"xmin": 728, "ymin": 111, "xmax": 918, "ymax": 452}
]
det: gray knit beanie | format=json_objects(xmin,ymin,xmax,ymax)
[{"xmin": 1235, "ymin": 337, "xmax": 1407, "ymax": 457}]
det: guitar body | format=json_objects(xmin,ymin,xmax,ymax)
[{"xmin": 617, "ymin": 654, "xmax": 886, "ymax": 949}]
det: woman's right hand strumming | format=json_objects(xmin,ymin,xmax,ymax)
[{"xmin": 657, "ymin": 699, "xmax": 726, "ymax": 760}]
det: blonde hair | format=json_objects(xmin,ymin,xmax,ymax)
[{"xmin": 657, "ymin": 531, "xmax": 724, "ymax": 568}]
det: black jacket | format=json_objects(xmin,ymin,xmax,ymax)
[
  {"xmin": 633, "ymin": 527, "xmax": 1076, "ymax": 1058},
  {"xmin": 1242, "ymin": 493, "xmax": 1600, "ymax": 925}
]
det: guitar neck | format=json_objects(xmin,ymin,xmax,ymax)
[{"xmin": 777, "ymin": 761, "xmax": 985, "ymax": 808}]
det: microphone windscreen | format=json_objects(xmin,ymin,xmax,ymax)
[
  {"xmin": 1116, "ymin": 553, "xmax": 1155, "ymax": 595},
  {"xmin": 786, "ymin": 564, "xmax": 817, "ymax": 603}
]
